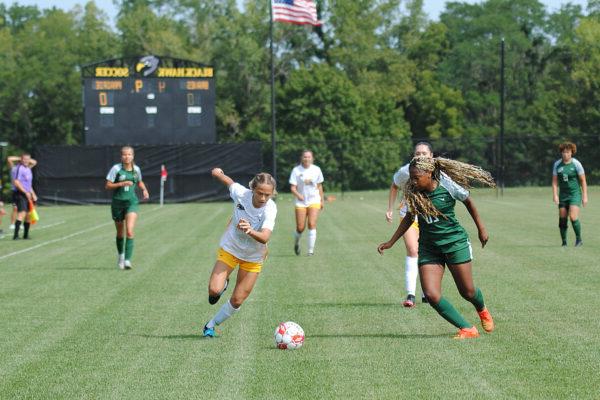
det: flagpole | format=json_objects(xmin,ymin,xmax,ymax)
[{"xmin": 269, "ymin": 0, "xmax": 277, "ymax": 181}]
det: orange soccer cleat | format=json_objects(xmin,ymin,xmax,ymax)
[
  {"xmin": 477, "ymin": 307, "xmax": 495, "ymax": 333},
  {"xmin": 453, "ymin": 326, "xmax": 480, "ymax": 340}
]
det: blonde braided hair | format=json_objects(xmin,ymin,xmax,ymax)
[{"xmin": 404, "ymin": 157, "xmax": 495, "ymax": 218}]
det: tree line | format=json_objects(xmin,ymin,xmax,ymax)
[{"xmin": 1, "ymin": 0, "xmax": 600, "ymax": 189}]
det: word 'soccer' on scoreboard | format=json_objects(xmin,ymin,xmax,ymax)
[{"xmin": 82, "ymin": 56, "xmax": 216, "ymax": 145}]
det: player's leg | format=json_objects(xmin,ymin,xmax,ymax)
[
  {"xmin": 568, "ymin": 205, "xmax": 582, "ymax": 246},
  {"xmin": 448, "ymin": 259, "xmax": 494, "ymax": 333},
  {"xmin": 123, "ymin": 212, "xmax": 138, "ymax": 268},
  {"xmin": 306, "ymin": 206, "xmax": 320, "ymax": 255},
  {"xmin": 13, "ymin": 195, "xmax": 27, "ymax": 240},
  {"xmin": 208, "ymin": 258, "xmax": 234, "ymax": 304},
  {"xmin": 420, "ymin": 260, "xmax": 476, "ymax": 338},
  {"xmin": 22, "ymin": 206, "xmax": 31, "ymax": 239},
  {"xmin": 204, "ymin": 264, "xmax": 260, "ymax": 337},
  {"xmin": 402, "ymin": 224, "xmax": 419, "ymax": 307},
  {"xmin": 114, "ymin": 218, "xmax": 125, "ymax": 268},
  {"xmin": 294, "ymin": 207, "xmax": 307, "ymax": 255},
  {"xmin": 558, "ymin": 206, "xmax": 568, "ymax": 246}
]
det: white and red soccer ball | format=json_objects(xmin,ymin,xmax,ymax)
[{"xmin": 274, "ymin": 321, "xmax": 304, "ymax": 350}]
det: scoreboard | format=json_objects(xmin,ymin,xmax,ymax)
[{"xmin": 82, "ymin": 56, "xmax": 215, "ymax": 145}]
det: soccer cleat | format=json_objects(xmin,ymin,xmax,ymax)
[
  {"xmin": 294, "ymin": 243, "xmax": 300, "ymax": 256},
  {"xmin": 9, "ymin": 224, "xmax": 15, "ymax": 230},
  {"xmin": 124, "ymin": 260, "xmax": 132, "ymax": 270},
  {"xmin": 208, "ymin": 278, "xmax": 229, "ymax": 305},
  {"xmin": 403, "ymin": 294, "xmax": 416, "ymax": 308},
  {"xmin": 575, "ymin": 239, "xmax": 583, "ymax": 247},
  {"xmin": 478, "ymin": 307, "xmax": 495, "ymax": 333},
  {"xmin": 561, "ymin": 242, "xmax": 567, "ymax": 247},
  {"xmin": 117, "ymin": 255, "xmax": 125, "ymax": 270},
  {"xmin": 453, "ymin": 326, "xmax": 480, "ymax": 340},
  {"xmin": 203, "ymin": 324, "xmax": 216, "ymax": 338},
  {"xmin": 307, "ymin": 252, "xmax": 314, "ymax": 256},
  {"xmin": 422, "ymin": 295, "xmax": 428, "ymax": 304}
]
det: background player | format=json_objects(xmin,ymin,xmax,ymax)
[
  {"xmin": 386, "ymin": 142, "xmax": 433, "ymax": 307},
  {"xmin": 105, "ymin": 146, "xmax": 149, "ymax": 270},
  {"xmin": 552, "ymin": 142, "xmax": 587, "ymax": 246},
  {"xmin": 289, "ymin": 150, "xmax": 324, "ymax": 256},
  {"xmin": 10, "ymin": 153, "xmax": 37, "ymax": 240}
]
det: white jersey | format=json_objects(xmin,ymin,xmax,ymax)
[
  {"xmin": 392, "ymin": 164, "xmax": 411, "ymax": 217},
  {"xmin": 219, "ymin": 183, "xmax": 277, "ymax": 263},
  {"xmin": 289, "ymin": 164, "xmax": 324, "ymax": 207}
]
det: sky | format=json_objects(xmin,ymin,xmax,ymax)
[{"xmin": 2, "ymin": 0, "xmax": 591, "ymax": 25}]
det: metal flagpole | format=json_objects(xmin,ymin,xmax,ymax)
[{"xmin": 269, "ymin": 0, "xmax": 277, "ymax": 181}]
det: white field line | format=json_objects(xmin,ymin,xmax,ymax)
[
  {"xmin": 0, "ymin": 206, "xmax": 165, "ymax": 261},
  {"xmin": 34, "ymin": 221, "xmax": 66, "ymax": 230}
]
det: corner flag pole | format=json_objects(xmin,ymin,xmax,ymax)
[{"xmin": 269, "ymin": 0, "xmax": 277, "ymax": 181}]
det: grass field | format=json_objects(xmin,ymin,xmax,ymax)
[{"xmin": 1, "ymin": 187, "xmax": 599, "ymax": 399}]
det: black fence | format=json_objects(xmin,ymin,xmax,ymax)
[{"xmin": 266, "ymin": 134, "xmax": 600, "ymax": 192}]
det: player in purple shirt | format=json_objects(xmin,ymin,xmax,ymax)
[{"xmin": 9, "ymin": 153, "xmax": 37, "ymax": 239}]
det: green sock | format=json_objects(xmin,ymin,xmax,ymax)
[
  {"xmin": 559, "ymin": 218, "xmax": 568, "ymax": 244},
  {"xmin": 116, "ymin": 237, "xmax": 124, "ymax": 255},
  {"xmin": 430, "ymin": 297, "xmax": 472, "ymax": 329},
  {"xmin": 125, "ymin": 238, "xmax": 134, "ymax": 260},
  {"xmin": 571, "ymin": 219, "xmax": 581, "ymax": 241},
  {"xmin": 468, "ymin": 288, "xmax": 485, "ymax": 312}
]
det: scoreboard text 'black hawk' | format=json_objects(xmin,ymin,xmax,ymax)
[{"xmin": 82, "ymin": 56, "xmax": 216, "ymax": 145}]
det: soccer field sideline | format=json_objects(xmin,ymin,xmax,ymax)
[{"xmin": 0, "ymin": 188, "xmax": 599, "ymax": 399}]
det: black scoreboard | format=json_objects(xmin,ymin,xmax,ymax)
[{"xmin": 82, "ymin": 56, "xmax": 215, "ymax": 145}]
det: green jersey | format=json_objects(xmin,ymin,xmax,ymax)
[
  {"xmin": 552, "ymin": 158, "xmax": 584, "ymax": 200},
  {"xmin": 417, "ymin": 174, "xmax": 470, "ymax": 248},
  {"xmin": 106, "ymin": 164, "xmax": 142, "ymax": 204}
]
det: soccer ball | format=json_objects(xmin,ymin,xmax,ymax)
[{"xmin": 274, "ymin": 321, "xmax": 305, "ymax": 350}]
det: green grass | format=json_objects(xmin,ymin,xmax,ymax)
[{"xmin": 1, "ymin": 187, "xmax": 599, "ymax": 399}]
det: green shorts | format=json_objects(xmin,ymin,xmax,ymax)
[
  {"xmin": 111, "ymin": 202, "xmax": 139, "ymax": 222},
  {"xmin": 418, "ymin": 239, "xmax": 473, "ymax": 266},
  {"xmin": 558, "ymin": 196, "xmax": 582, "ymax": 208}
]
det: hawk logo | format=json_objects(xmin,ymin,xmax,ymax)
[{"xmin": 136, "ymin": 55, "xmax": 159, "ymax": 77}]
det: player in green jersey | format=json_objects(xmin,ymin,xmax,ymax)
[
  {"xmin": 378, "ymin": 156, "xmax": 495, "ymax": 339},
  {"xmin": 552, "ymin": 142, "xmax": 588, "ymax": 247},
  {"xmin": 105, "ymin": 146, "xmax": 149, "ymax": 270}
]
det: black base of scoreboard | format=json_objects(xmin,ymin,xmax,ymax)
[{"xmin": 33, "ymin": 143, "xmax": 262, "ymax": 204}]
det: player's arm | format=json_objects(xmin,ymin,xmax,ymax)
[
  {"xmin": 30, "ymin": 187, "xmax": 38, "ymax": 202},
  {"xmin": 138, "ymin": 180, "xmax": 149, "ymax": 200},
  {"xmin": 237, "ymin": 218, "xmax": 272, "ymax": 244},
  {"xmin": 579, "ymin": 173, "xmax": 588, "ymax": 206},
  {"xmin": 551, "ymin": 175, "xmax": 559, "ymax": 204},
  {"xmin": 7, "ymin": 156, "xmax": 19, "ymax": 168},
  {"xmin": 318, "ymin": 183, "xmax": 324, "ymax": 209},
  {"xmin": 377, "ymin": 212, "xmax": 414, "ymax": 254},
  {"xmin": 105, "ymin": 179, "xmax": 133, "ymax": 191},
  {"xmin": 386, "ymin": 183, "xmax": 399, "ymax": 222},
  {"xmin": 463, "ymin": 197, "xmax": 488, "ymax": 248},
  {"xmin": 28, "ymin": 158, "xmax": 37, "ymax": 168},
  {"xmin": 290, "ymin": 184, "xmax": 304, "ymax": 201},
  {"xmin": 211, "ymin": 168, "xmax": 234, "ymax": 187}
]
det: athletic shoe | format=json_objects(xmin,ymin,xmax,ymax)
[
  {"xmin": 422, "ymin": 295, "xmax": 428, "ymax": 304},
  {"xmin": 403, "ymin": 294, "xmax": 416, "ymax": 308},
  {"xmin": 561, "ymin": 242, "xmax": 567, "ymax": 247},
  {"xmin": 9, "ymin": 224, "xmax": 14, "ymax": 230},
  {"xmin": 294, "ymin": 243, "xmax": 300, "ymax": 256},
  {"xmin": 478, "ymin": 307, "xmax": 495, "ymax": 333},
  {"xmin": 117, "ymin": 255, "xmax": 125, "ymax": 270},
  {"xmin": 575, "ymin": 239, "xmax": 583, "ymax": 247},
  {"xmin": 124, "ymin": 260, "xmax": 132, "ymax": 270},
  {"xmin": 208, "ymin": 278, "xmax": 229, "ymax": 305},
  {"xmin": 453, "ymin": 326, "xmax": 480, "ymax": 340},
  {"xmin": 203, "ymin": 324, "xmax": 216, "ymax": 338},
  {"xmin": 307, "ymin": 252, "xmax": 314, "ymax": 256}
]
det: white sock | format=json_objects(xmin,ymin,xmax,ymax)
[
  {"xmin": 206, "ymin": 300, "xmax": 239, "ymax": 328},
  {"xmin": 294, "ymin": 230, "xmax": 302, "ymax": 245},
  {"xmin": 405, "ymin": 256, "xmax": 418, "ymax": 296},
  {"xmin": 307, "ymin": 229, "xmax": 317, "ymax": 253}
]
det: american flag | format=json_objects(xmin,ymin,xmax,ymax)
[{"xmin": 272, "ymin": 0, "xmax": 322, "ymax": 26}]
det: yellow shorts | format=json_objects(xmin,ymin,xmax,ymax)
[
  {"xmin": 399, "ymin": 213, "xmax": 419, "ymax": 230},
  {"xmin": 217, "ymin": 248, "xmax": 263, "ymax": 273},
  {"xmin": 295, "ymin": 203, "xmax": 321, "ymax": 210}
]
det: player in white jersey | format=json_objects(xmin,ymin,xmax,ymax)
[
  {"xmin": 386, "ymin": 142, "xmax": 433, "ymax": 307},
  {"xmin": 203, "ymin": 168, "xmax": 277, "ymax": 338},
  {"xmin": 289, "ymin": 150, "xmax": 324, "ymax": 256}
]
